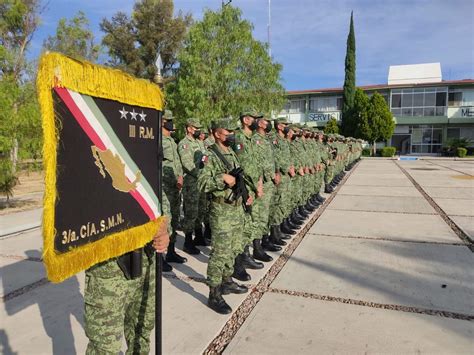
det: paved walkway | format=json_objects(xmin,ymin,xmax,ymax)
[{"xmin": 1, "ymin": 159, "xmax": 473, "ymax": 354}]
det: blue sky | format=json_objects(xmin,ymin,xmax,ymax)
[{"xmin": 31, "ymin": 0, "xmax": 474, "ymax": 90}]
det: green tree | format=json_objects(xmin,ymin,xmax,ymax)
[
  {"xmin": 324, "ymin": 117, "xmax": 340, "ymax": 134},
  {"xmin": 0, "ymin": 0, "xmax": 42, "ymax": 181},
  {"xmin": 358, "ymin": 92, "xmax": 395, "ymax": 155},
  {"xmin": 352, "ymin": 88, "xmax": 369, "ymax": 138},
  {"xmin": 43, "ymin": 11, "xmax": 101, "ymax": 62},
  {"xmin": 100, "ymin": 0, "xmax": 192, "ymax": 80},
  {"xmin": 166, "ymin": 5, "xmax": 285, "ymax": 129},
  {"xmin": 341, "ymin": 11, "xmax": 356, "ymax": 137}
]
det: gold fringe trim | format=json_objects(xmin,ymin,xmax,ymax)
[
  {"xmin": 37, "ymin": 52, "xmax": 165, "ymax": 283},
  {"xmin": 44, "ymin": 220, "xmax": 163, "ymax": 283}
]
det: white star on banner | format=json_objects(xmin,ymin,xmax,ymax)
[
  {"xmin": 139, "ymin": 111, "xmax": 147, "ymax": 122},
  {"xmin": 119, "ymin": 107, "xmax": 128, "ymax": 119},
  {"xmin": 130, "ymin": 109, "xmax": 138, "ymax": 121}
]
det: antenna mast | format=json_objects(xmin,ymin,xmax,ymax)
[{"xmin": 268, "ymin": 0, "xmax": 271, "ymax": 57}]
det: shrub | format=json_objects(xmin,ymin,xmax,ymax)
[
  {"xmin": 445, "ymin": 138, "xmax": 471, "ymax": 150},
  {"xmin": 457, "ymin": 147, "xmax": 467, "ymax": 158},
  {"xmin": 362, "ymin": 148, "xmax": 371, "ymax": 157},
  {"xmin": 381, "ymin": 146, "xmax": 396, "ymax": 157}
]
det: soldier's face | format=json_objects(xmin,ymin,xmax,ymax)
[{"xmin": 214, "ymin": 128, "xmax": 230, "ymax": 143}]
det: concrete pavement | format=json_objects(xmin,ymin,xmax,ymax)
[{"xmin": 1, "ymin": 158, "xmax": 473, "ymax": 354}]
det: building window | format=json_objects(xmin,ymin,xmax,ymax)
[
  {"xmin": 282, "ymin": 99, "xmax": 305, "ymax": 114},
  {"xmin": 447, "ymin": 127, "xmax": 474, "ymax": 144},
  {"xmin": 410, "ymin": 126, "xmax": 443, "ymax": 154},
  {"xmin": 309, "ymin": 96, "xmax": 341, "ymax": 112},
  {"xmin": 448, "ymin": 92, "xmax": 462, "ymax": 107},
  {"xmin": 447, "ymin": 128, "xmax": 460, "ymax": 139},
  {"xmin": 391, "ymin": 87, "xmax": 447, "ymax": 117}
]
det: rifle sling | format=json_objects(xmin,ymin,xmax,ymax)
[{"xmin": 209, "ymin": 144, "xmax": 234, "ymax": 172}]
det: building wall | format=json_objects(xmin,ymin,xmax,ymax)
[{"xmin": 283, "ymin": 83, "xmax": 474, "ymax": 154}]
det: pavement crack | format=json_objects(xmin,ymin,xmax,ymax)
[
  {"xmin": 327, "ymin": 207, "xmax": 436, "ymax": 215},
  {"xmin": 203, "ymin": 163, "xmax": 360, "ymax": 354},
  {"xmin": 267, "ymin": 287, "xmax": 474, "ymax": 321},
  {"xmin": 426, "ymin": 160, "xmax": 474, "ymax": 177},
  {"xmin": 0, "ymin": 253, "xmax": 43, "ymax": 262},
  {"xmin": 2, "ymin": 278, "xmax": 50, "ymax": 302},
  {"xmin": 307, "ymin": 233, "xmax": 468, "ymax": 246},
  {"xmin": 394, "ymin": 161, "xmax": 474, "ymax": 252}
]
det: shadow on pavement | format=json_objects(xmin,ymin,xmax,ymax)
[{"xmin": 2, "ymin": 250, "xmax": 84, "ymax": 354}]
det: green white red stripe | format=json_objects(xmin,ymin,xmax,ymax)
[{"xmin": 54, "ymin": 87, "xmax": 160, "ymax": 220}]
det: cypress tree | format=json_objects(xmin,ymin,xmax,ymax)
[{"xmin": 342, "ymin": 11, "xmax": 356, "ymax": 136}]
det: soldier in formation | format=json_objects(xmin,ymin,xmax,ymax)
[{"xmin": 163, "ymin": 110, "xmax": 364, "ymax": 313}]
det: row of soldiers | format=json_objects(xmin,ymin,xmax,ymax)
[{"xmin": 161, "ymin": 109, "xmax": 364, "ymax": 314}]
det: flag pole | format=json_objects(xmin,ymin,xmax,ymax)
[
  {"xmin": 154, "ymin": 53, "xmax": 164, "ymax": 355},
  {"xmin": 155, "ymin": 109, "xmax": 163, "ymax": 355}
]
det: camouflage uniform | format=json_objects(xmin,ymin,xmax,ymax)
[
  {"xmin": 196, "ymin": 138, "xmax": 210, "ymax": 226},
  {"xmin": 84, "ymin": 253, "xmax": 155, "ymax": 354},
  {"xmin": 252, "ymin": 130, "xmax": 276, "ymax": 237},
  {"xmin": 163, "ymin": 131, "xmax": 183, "ymax": 242},
  {"xmin": 271, "ymin": 118, "xmax": 292, "ymax": 225},
  {"xmin": 233, "ymin": 127, "xmax": 260, "ymax": 247},
  {"xmin": 178, "ymin": 119, "xmax": 205, "ymax": 235},
  {"xmin": 197, "ymin": 120, "xmax": 250, "ymax": 287}
]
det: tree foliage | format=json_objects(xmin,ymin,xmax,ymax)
[
  {"xmin": 0, "ymin": 0, "xmax": 42, "ymax": 181},
  {"xmin": 100, "ymin": 0, "xmax": 192, "ymax": 80},
  {"xmin": 324, "ymin": 117, "xmax": 340, "ymax": 134},
  {"xmin": 0, "ymin": 0, "xmax": 41, "ymax": 80},
  {"xmin": 341, "ymin": 11, "xmax": 356, "ymax": 137},
  {"xmin": 357, "ymin": 92, "xmax": 395, "ymax": 155},
  {"xmin": 166, "ymin": 5, "xmax": 285, "ymax": 129},
  {"xmin": 43, "ymin": 11, "xmax": 100, "ymax": 62},
  {"xmin": 352, "ymin": 88, "xmax": 369, "ymax": 138}
]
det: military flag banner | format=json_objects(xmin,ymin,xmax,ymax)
[{"xmin": 37, "ymin": 52, "xmax": 165, "ymax": 283}]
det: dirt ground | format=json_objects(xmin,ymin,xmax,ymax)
[{"xmin": 0, "ymin": 170, "xmax": 44, "ymax": 215}]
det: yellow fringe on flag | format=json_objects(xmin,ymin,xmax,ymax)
[{"xmin": 37, "ymin": 52, "xmax": 165, "ymax": 283}]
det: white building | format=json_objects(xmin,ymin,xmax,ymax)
[{"xmin": 281, "ymin": 63, "xmax": 474, "ymax": 155}]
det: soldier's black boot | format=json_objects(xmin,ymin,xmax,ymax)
[
  {"xmin": 281, "ymin": 218, "xmax": 297, "ymax": 235},
  {"xmin": 290, "ymin": 210, "xmax": 305, "ymax": 225},
  {"xmin": 203, "ymin": 223, "xmax": 212, "ymax": 242},
  {"xmin": 262, "ymin": 234, "xmax": 282, "ymax": 252},
  {"xmin": 253, "ymin": 239, "xmax": 273, "ymax": 262},
  {"xmin": 269, "ymin": 225, "xmax": 286, "ymax": 246},
  {"xmin": 193, "ymin": 225, "xmax": 208, "ymax": 246},
  {"xmin": 162, "ymin": 255, "xmax": 173, "ymax": 272},
  {"xmin": 242, "ymin": 246, "xmax": 264, "ymax": 269},
  {"xmin": 221, "ymin": 277, "xmax": 249, "ymax": 295},
  {"xmin": 183, "ymin": 232, "xmax": 200, "ymax": 255},
  {"xmin": 298, "ymin": 205, "xmax": 310, "ymax": 218},
  {"xmin": 165, "ymin": 241, "xmax": 187, "ymax": 264},
  {"xmin": 306, "ymin": 199, "xmax": 319, "ymax": 211},
  {"xmin": 208, "ymin": 286, "xmax": 232, "ymax": 314},
  {"xmin": 316, "ymin": 193, "xmax": 326, "ymax": 203},
  {"xmin": 232, "ymin": 254, "xmax": 251, "ymax": 281},
  {"xmin": 277, "ymin": 223, "xmax": 291, "ymax": 240},
  {"xmin": 325, "ymin": 184, "xmax": 334, "ymax": 193}
]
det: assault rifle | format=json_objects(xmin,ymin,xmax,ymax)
[
  {"xmin": 225, "ymin": 167, "xmax": 252, "ymax": 213},
  {"xmin": 209, "ymin": 144, "xmax": 252, "ymax": 214}
]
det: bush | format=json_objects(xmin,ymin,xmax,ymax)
[
  {"xmin": 362, "ymin": 148, "xmax": 372, "ymax": 157},
  {"xmin": 445, "ymin": 138, "xmax": 471, "ymax": 150},
  {"xmin": 381, "ymin": 146, "xmax": 396, "ymax": 157},
  {"xmin": 457, "ymin": 147, "xmax": 467, "ymax": 158}
]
